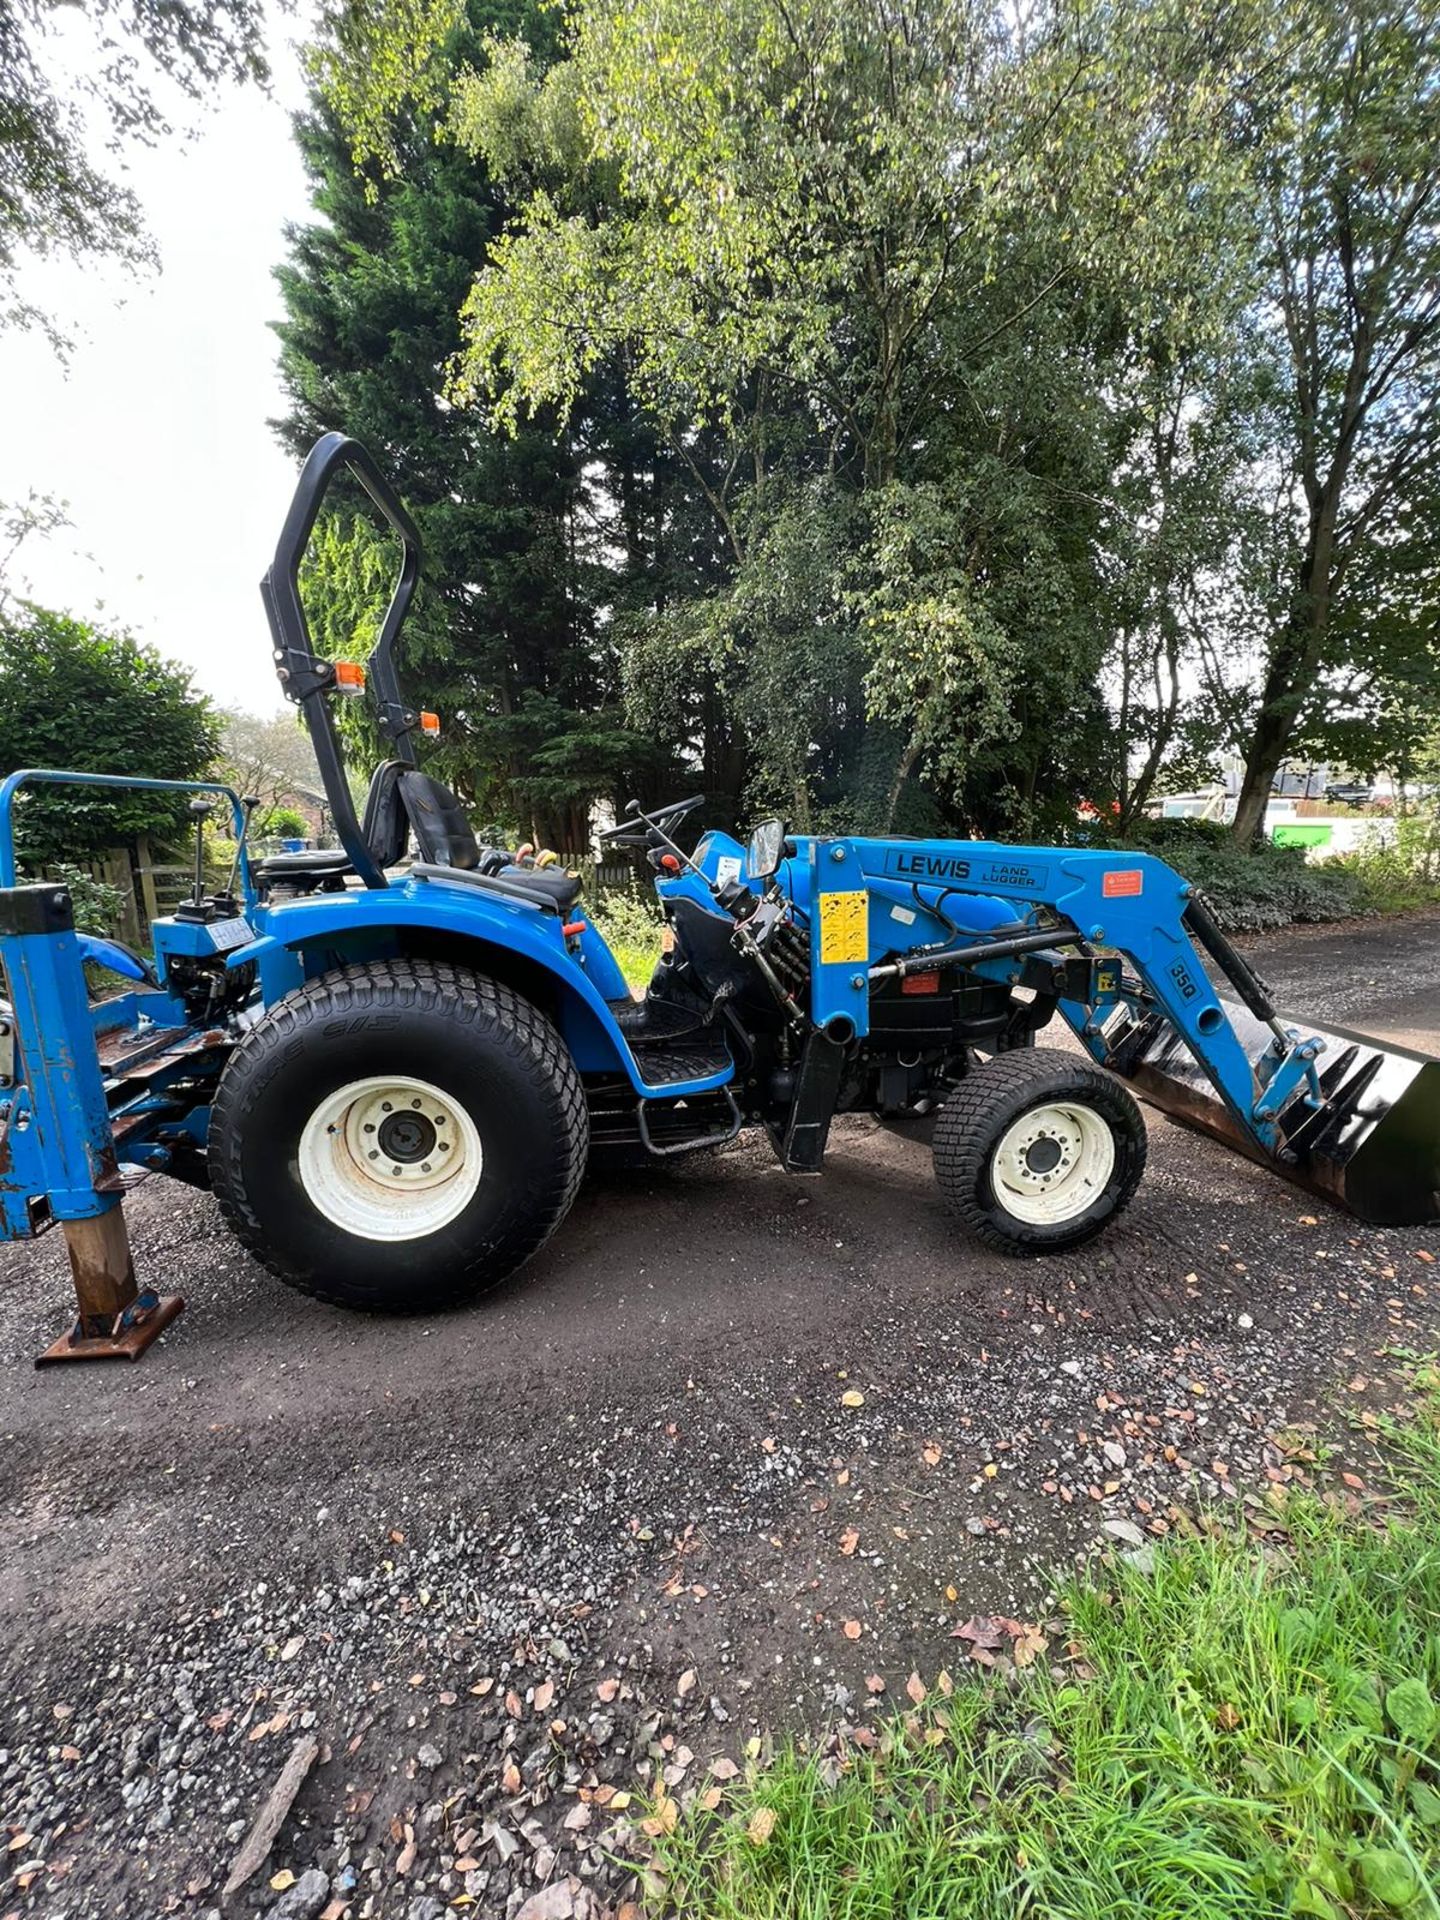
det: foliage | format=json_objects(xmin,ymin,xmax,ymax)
[
  {"xmin": 1227, "ymin": 0, "xmax": 1440, "ymax": 843},
  {"xmin": 1, "ymin": 0, "xmax": 268, "ymax": 334},
  {"xmin": 255, "ymin": 804, "xmax": 309, "ymax": 841},
  {"xmin": 1119, "ymin": 818, "xmax": 1360, "ymax": 932},
  {"xmin": 49, "ymin": 861, "xmax": 125, "ymax": 936},
  {"xmin": 0, "ymin": 603, "xmax": 219, "ymax": 864},
  {"xmin": 212, "ymin": 708, "xmax": 323, "ymax": 815},
  {"xmin": 274, "ymin": 6, "xmax": 657, "ymax": 846},
  {"xmin": 1334, "ymin": 811, "xmax": 1440, "ymax": 918},
  {"xmin": 588, "ymin": 889, "xmax": 663, "ymax": 992},
  {"xmin": 309, "ymin": 0, "xmax": 1440, "ymax": 858},
  {"xmin": 650, "ymin": 1366, "xmax": 1440, "ymax": 1919}
]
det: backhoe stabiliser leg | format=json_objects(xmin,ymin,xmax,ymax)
[{"xmin": 0, "ymin": 883, "xmax": 184, "ymax": 1365}]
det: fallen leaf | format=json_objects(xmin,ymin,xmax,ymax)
[
  {"xmin": 206, "ymin": 1708, "xmax": 233, "ymax": 1732},
  {"xmin": 840, "ymin": 1390, "xmax": 865, "ymax": 1409},
  {"xmin": 470, "ymin": 1677, "xmax": 494, "ymax": 1696},
  {"xmin": 905, "ymin": 1672, "xmax": 926, "ymax": 1705},
  {"xmin": 1216, "ymin": 1703, "xmax": 1241, "ymax": 1731},
  {"xmin": 747, "ymin": 1807, "xmax": 777, "ymax": 1845},
  {"xmin": 842, "ymin": 1619, "xmax": 863, "ymax": 1640},
  {"xmin": 699, "ymin": 1785, "xmax": 723, "ymax": 1811},
  {"xmin": 865, "ymin": 1673, "xmax": 885, "ymax": 1693},
  {"xmin": 269, "ymin": 1870, "xmax": 296, "ymax": 1893},
  {"xmin": 279, "ymin": 1635, "xmax": 304, "ymax": 1663},
  {"xmin": 710, "ymin": 1756, "xmax": 740, "ymax": 1780},
  {"xmin": 1342, "ymin": 1472, "xmax": 1365, "ymax": 1490},
  {"xmin": 921, "ymin": 1442, "xmax": 942, "ymax": 1467},
  {"xmin": 839, "ymin": 1527, "xmax": 859, "ymax": 1556},
  {"xmin": 952, "ymin": 1616, "xmax": 1003, "ymax": 1649},
  {"xmin": 596, "ymin": 1677, "xmax": 619, "ymax": 1703},
  {"xmin": 937, "ymin": 1670, "xmax": 954, "ymax": 1698},
  {"xmin": 438, "ymin": 1690, "xmax": 457, "ymax": 1707},
  {"xmin": 395, "ymin": 1834, "xmax": 417, "ymax": 1875},
  {"xmin": 1012, "ymin": 1627, "xmax": 1047, "ymax": 1668},
  {"xmin": 504, "ymin": 1690, "xmax": 522, "ymax": 1719},
  {"xmin": 533, "ymin": 1680, "xmax": 554, "ymax": 1713},
  {"xmin": 60, "ymin": 1745, "xmax": 81, "ymax": 1762},
  {"xmin": 502, "ymin": 1760, "xmax": 522, "ymax": 1795},
  {"xmin": 678, "ymin": 1668, "xmax": 697, "ymax": 1697}
]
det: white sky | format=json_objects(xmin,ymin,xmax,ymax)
[{"xmin": 0, "ymin": 21, "xmax": 318, "ymax": 716}]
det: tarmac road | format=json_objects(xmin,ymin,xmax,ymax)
[{"xmin": 1, "ymin": 908, "xmax": 1437, "ymax": 1920}]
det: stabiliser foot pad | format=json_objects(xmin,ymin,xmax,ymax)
[{"xmin": 35, "ymin": 1291, "xmax": 185, "ymax": 1367}]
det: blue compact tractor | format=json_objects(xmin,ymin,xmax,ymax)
[{"xmin": 2, "ymin": 437, "xmax": 1437, "ymax": 1363}]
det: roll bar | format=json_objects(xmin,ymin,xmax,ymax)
[{"xmin": 260, "ymin": 433, "xmax": 425, "ymax": 890}]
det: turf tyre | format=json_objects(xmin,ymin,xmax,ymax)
[
  {"xmin": 933, "ymin": 1046, "xmax": 1146, "ymax": 1255},
  {"xmin": 209, "ymin": 960, "xmax": 588, "ymax": 1311}
]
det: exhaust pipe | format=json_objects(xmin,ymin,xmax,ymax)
[{"xmin": 1107, "ymin": 999, "xmax": 1440, "ymax": 1227}]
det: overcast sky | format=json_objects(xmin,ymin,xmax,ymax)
[{"xmin": 0, "ymin": 21, "xmax": 319, "ymax": 716}]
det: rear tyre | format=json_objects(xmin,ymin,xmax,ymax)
[
  {"xmin": 209, "ymin": 960, "xmax": 588, "ymax": 1311},
  {"xmin": 933, "ymin": 1047, "xmax": 1146, "ymax": 1255}
]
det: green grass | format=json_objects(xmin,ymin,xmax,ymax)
[{"xmin": 647, "ymin": 1368, "xmax": 1440, "ymax": 1918}]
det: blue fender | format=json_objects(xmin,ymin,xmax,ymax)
[{"xmin": 230, "ymin": 873, "xmax": 732, "ymax": 1097}]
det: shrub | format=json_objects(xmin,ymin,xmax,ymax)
[{"xmin": 1120, "ymin": 820, "xmax": 1361, "ymax": 934}]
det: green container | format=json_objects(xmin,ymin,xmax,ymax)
[{"xmin": 1272, "ymin": 822, "xmax": 1334, "ymax": 848}]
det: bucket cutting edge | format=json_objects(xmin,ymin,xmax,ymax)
[{"xmin": 1106, "ymin": 999, "xmax": 1440, "ymax": 1228}]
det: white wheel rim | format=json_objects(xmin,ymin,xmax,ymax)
[
  {"xmin": 990, "ymin": 1100, "xmax": 1116, "ymax": 1226},
  {"xmin": 297, "ymin": 1074, "xmax": 482, "ymax": 1242}
]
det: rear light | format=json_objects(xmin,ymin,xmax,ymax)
[
  {"xmin": 333, "ymin": 660, "xmax": 366, "ymax": 696},
  {"xmin": 901, "ymin": 970, "xmax": 942, "ymax": 995},
  {"xmin": 419, "ymin": 710, "xmax": 440, "ymax": 736}
]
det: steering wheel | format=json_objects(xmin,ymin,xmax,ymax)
[{"xmin": 597, "ymin": 795, "xmax": 706, "ymax": 846}]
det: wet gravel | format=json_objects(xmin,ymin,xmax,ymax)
[{"xmin": 1, "ymin": 910, "xmax": 1437, "ymax": 1918}]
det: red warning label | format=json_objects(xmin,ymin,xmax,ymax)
[{"xmin": 1102, "ymin": 869, "xmax": 1144, "ymax": 898}]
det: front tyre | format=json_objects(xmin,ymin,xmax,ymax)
[
  {"xmin": 209, "ymin": 961, "xmax": 588, "ymax": 1311},
  {"xmin": 933, "ymin": 1047, "xmax": 1146, "ymax": 1255}
]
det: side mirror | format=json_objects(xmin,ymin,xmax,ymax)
[{"xmin": 747, "ymin": 817, "xmax": 788, "ymax": 879}]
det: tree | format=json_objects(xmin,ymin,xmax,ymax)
[
  {"xmin": 274, "ymin": 4, "xmax": 655, "ymax": 848},
  {"xmin": 1, "ymin": 0, "xmax": 269, "ymax": 331},
  {"xmin": 0, "ymin": 603, "xmax": 219, "ymax": 863},
  {"xmin": 212, "ymin": 707, "xmax": 323, "ymax": 812},
  {"xmin": 1228, "ymin": 0, "xmax": 1440, "ymax": 843},
  {"xmin": 436, "ymin": 0, "xmax": 1251, "ymax": 830}
]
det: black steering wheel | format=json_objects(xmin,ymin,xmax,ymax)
[{"xmin": 597, "ymin": 794, "xmax": 706, "ymax": 847}]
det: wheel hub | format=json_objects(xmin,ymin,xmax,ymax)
[
  {"xmin": 298, "ymin": 1075, "xmax": 481, "ymax": 1241},
  {"xmin": 377, "ymin": 1108, "xmax": 437, "ymax": 1164},
  {"xmin": 992, "ymin": 1100, "xmax": 1116, "ymax": 1226}
]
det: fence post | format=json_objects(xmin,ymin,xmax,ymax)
[
  {"xmin": 101, "ymin": 847, "xmax": 143, "ymax": 947},
  {"xmin": 133, "ymin": 834, "xmax": 160, "ymax": 931}
]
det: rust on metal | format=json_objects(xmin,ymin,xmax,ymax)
[{"xmin": 35, "ymin": 1206, "xmax": 184, "ymax": 1366}]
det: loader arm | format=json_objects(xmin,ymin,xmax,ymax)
[{"xmin": 685, "ymin": 832, "xmax": 1439, "ymax": 1228}]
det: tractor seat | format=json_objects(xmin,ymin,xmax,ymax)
[{"xmin": 251, "ymin": 849, "xmax": 352, "ymax": 891}]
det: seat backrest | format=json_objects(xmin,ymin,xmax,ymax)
[
  {"xmin": 398, "ymin": 770, "xmax": 481, "ymax": 870},
  {"xmin": 361, "ymin": 761, "xmax": 410, "ymax": 870}
]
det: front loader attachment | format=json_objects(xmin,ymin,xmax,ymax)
[{"xmin": 1108, "ymin": 1000, "xmax": 1440, "ymax": 1227}]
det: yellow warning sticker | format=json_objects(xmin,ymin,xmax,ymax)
[{"xmin": 819, "ymin": 891, "xmax": 869, "ymax": 965}]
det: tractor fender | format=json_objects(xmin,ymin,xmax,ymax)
[{"xmin": 230, "ymin": 877, "xmax": 645, "ymax": 1086}]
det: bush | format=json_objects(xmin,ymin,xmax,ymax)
[
  {"xmin": 0, "ymin": 605, "xmax": 218, "ymax": 863},
  {"xmin": 1120, "ymin": 819, "xmax": 1361, "ymax": 934},
  {"xmin": 590, "ymin": 888, "xmax": 663, "ymax": 991},
  {"xmin": 50, "ymin": 861, "xmax": 125, "ymax": 936},
  {"xmin": 1333, "ymin": 811, "xmax": 1440, "ymax": 916}
]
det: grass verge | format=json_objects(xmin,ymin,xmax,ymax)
[{"xmin": 646, "ymin": 1365, "xmax": 1440, "ymax": 1918}]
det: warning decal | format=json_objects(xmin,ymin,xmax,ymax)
[
  {"xmin": 819, "ymin": 892, "xmax": 869, "ymax": 965},
  {"xmin": 1102, "ymin": 868, "xmax": 1143, "ymax": 898}
]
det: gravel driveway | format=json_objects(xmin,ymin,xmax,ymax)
[{"xmin": 2, "ymin": 910, "xmax": 1438, "ymax": 1920}]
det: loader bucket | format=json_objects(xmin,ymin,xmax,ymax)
[{"xmin": 1107, "ymin": 1001, "xmax": 1440, "ymax": 1227}]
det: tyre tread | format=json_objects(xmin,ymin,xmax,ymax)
[
  {"xmin": 933, "ymin": 1046, "xmax": 1146, "ymax": 1256},
  {"xmin": 209, "ymin": 960, "xmax": 588, "ymax": 1310}
]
